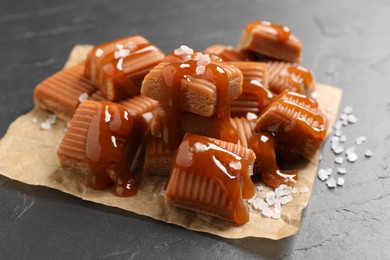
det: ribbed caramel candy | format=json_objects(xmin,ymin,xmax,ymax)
[
  {"xmin": 85, "ymin": 35, "xmax": 165, "ymax": 101},
  {"xmin": 165, "ymin": 134, "xmax": 255, "ymax": 225},
  {"xmin": 255, "ymin": 91, "xmax": 328, "ymax": 161},
  {"xmin": 203, "ymin": 44, "xmax": 248, "ymax": 61},
  {"xmin": 237, "ymin": 21, "xmax": 302, "ymax": 63},
  {"xmin": 34, "ymin": 63, "xmax": 95, "ymax": 121}
]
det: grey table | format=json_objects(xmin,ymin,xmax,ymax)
[{"xmin": 1, "ymin": 0, "xmax": 389, "ymax": 259}]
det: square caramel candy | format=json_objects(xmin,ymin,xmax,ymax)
[
  {"xmin": 141, "ymin": 47, "xmax": 243, "ymax": 117},
  {"xmin": 203, "ymin": 44, "xmax": 248, "ymax": 61},
  {"xmin": 34, "ymin": 63, "xmax": 96, "ymax": 121},
  {"xmin": 255, "ymin": 91, "xmax": 328, "ymax": 161},
  {"xmin": 165, "ymin": 134, "xmax": 256, "ymax": 224},
  {"xmin": 144, "ymin": 117, "xmax": 255, "ymax": 175},
  {"xmin": 266, "ymin": 60, "xmax": 315, "ymax": 95},
  {"xmin": 237, "ymin": 21, "xmax": 302, "ymax": 63},
  {"xmin": 57, "ymin": 100, "xmax": 149, "ymax": 197},
  {"xmin": 228, "ymin": 61, "xmax": 275, "ymax": 116},
  {"xmin": 85, "ymin": 35, "xmax": 165, "ymax": 101}
]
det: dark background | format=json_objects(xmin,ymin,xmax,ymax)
[{"xmin": 1, "ymin": 0, "xmax": 389, "ymax": 259}]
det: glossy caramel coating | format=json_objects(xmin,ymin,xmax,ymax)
[
  {"xmin": 255, "ymin": 91, "xmax": 327, "ymax": 161},
  {"xmin": 203, "ymin": 44, "xmax": 248, "ymax": 61},
  {"xmin": 85, "ymin": 35, "xmax": 165, "ymax": 100},
  {"xmin": 165, "ymin": 134, "xmax": 255, "ymax": 224}
]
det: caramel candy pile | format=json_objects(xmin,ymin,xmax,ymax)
[{"xmin": 33, "ymin": 21, "xmax": 327, "ymax": 225}]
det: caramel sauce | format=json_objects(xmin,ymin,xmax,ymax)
[
  {"xmin": 159, "ymin": 52, "xmax": 238, "ymax": 149},
  {"xmin": 85, "ymin": 101, "xmax": 138, "ymax": 197},
  {"xmin": 247, "ymin": 21, "xmax": 291, "ymax": 42},
  {"xmin": 249, "ymin": 133, "xmax": 296, "ymax": 189},
  {"xmin": 286, "ymin": 65, "xmax": 314, "ymax": 87},
  {"xmin": 170, "ymin": 134, "xmax": 253, "ymax": 224}
]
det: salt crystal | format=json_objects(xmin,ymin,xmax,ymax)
[
  {"xmin": 78, "ymin": 92, "xmax": 89, "ymax": 103},
  {"xmin": 335, "ymin": 157, "xmax": 344, "ymax": 164},
  {"xmin": 124, "ymin": 41, "xmax": 136, "ymax": 49},
  {"xmin": 272, "ymin": 211, "xmax": 281, "ymax": 219},
  {"xmin": 179, "ymin": 63, "xmax": 190, "ymax": 68},
  {"xmin": 347, "ymin": 153, "xmax": 358, "ymax": 162},
  {"xmin": 364, "ymin": 150, "xmax": 373, "ymax": 158},
  {"xmin": 332, "ymin": 145, "xmax": 344, "ymax": 155},
  {"xmin": 334, "ymin": 129, "xmax": 342, "ymax": 137},
  {"xmin": 266, "ymin": 195, "xmax": 276, "ymax": 206},
  {"xmin": 196, "ymin": 65, "xmax": 206, "ymax": 75},
  {"xmin": 331, "ymin": 136, "xmax": 340, "ymax": 143},
  {"xmin": 337, "ymin": 178, "xmax": 345, "ymax": 186},
  {"xmin": 340, "ymin": 113, "xmax": 348, "ymax": 120},
  {"xmin": 95, "ymin": 48, "xmax": 104, "ymax": 57},
  {"xmin": 339, "ymin": 135, "xmax": 347, "ymax": 143},
  {"xmin": 318, "ymin": 168, "xmax": 330, "ymax": 181},
  {"xmin": 174, "ymin": 45, "xmax": 193, "ymax": 55},
  {"xmin": 280, "ymin": 195, "xmax": 293, "ymax": 205},
  {"xmin": 300, "ymin": 187, "xmax": 310, "ymax": 193},
  {"xmin": 292, "ymin": 188, "xmax": 298, "ymax": 194},
  {"xmin": 160, "ymin": 189, "xmax": 166, "ymax": 196},
  {"xmin": 196, "ymin": 53, "xmax": 211, "ymax": 66},
  {"xmin": 345, "ymin": 146, "xmax": 355, "ymax": 155},
  {"xmin": 142, "ymin": 112, "xmax": 153, "ymax": 122},
  {"xmin": 311, "ymin": 91, "xmax": 319, "ymax": 100},
  {"xmin": 343, "ymin": 106, "xmax": 353, "ymax": 114},
  {"xmin": 31, "ymin": 117, "xmax": 37, "ymax": 123},
  {"xmin": 116, "ymin": 43, "xmax": 124, "ymax": 49},
  {"xmin": 347, "ymin": 114, "xmax": 357, "ymax": 124},
  {"xmin": 116, "ymin": 58, "xmax": 124, "ymax": 71},
  {"xmin": 246, "ymin": 112, "xmax": 258, "ymax": 120},
  {"xmin": 261, "ymin": 207, "xmax": 274, "ymax": 218},
  {"xmin": 334, "ymin": 120, "xmax": 343, "ymax": 130},
  {"xmin": 256, "ymin": 185, "xmax": 263, "ymax": 192},
  {"xmin": 342, "ymin": 120, "xmax": 349, "ymax": 126},
  {"xmin": 47, "ymin": 114, "xmax": 56, "ymax": 124},
  {"xmin": 326, "ymin": 178, "xmax": 337, "ymax": 188},
  {"xmin": 40, "ymin": 121, "xmax": 51, "ymax": 130},
  {"xmin": 337, "ymin": 167, "xmax": 347, "ymax": 175},
  {"xmin": 194, "ymin": 142, "xmax": 208, "ymax": 152},
  {"xmin": 355, "ymin": 136, "xmax": 366, "ymax": 145}
]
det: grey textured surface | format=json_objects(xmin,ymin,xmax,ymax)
[{"xmin": 1, "ymin": 0, "xmax": 389, "ymax": 259}]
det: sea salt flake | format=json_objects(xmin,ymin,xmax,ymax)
[
  {"xmin": 95, "ymin": 48, "xmax": 104, "ymax": 57},
  {"xmin": 335, "ymin": 157, "xmax": 344, "ymax": 164},
  {"xmin": 256, "ymin": 185, "xmax": 263, "ymax": 192},
  {"xmin": 300, "ymin": 187, "xmax": 310, "ymax": 193},
  {"xmin": 343, "ymin": 106, "xmax": 353, "ymax": 114},
  {"xmin": 331, "ymin": 136, "xmax": 340, "ymax": 143},
  {"xmin": 332, "ymin": 145, "xmax": 344, "ymax": 155},
  {"xmin": 194, "ymin": 142, "xmax": 208, "ymax": 152},
  {"xmin": 364, "ymin": 150, "xmax": 373, "ymax": 158},
  {"xmin": 311, "ymin": 91, "xmax": 319, "ymax": 100},
  {"xmin": 334, "ymin": 129, "xmax": 342, "ymax": 137},
  {"xmin": 266, "ymin": 195, "xmax": 276, "ymax": 206},
  {"xmin": 340, "ymin": 113, "xmax": 348, "ymax": 120},
  {"xmin": 40, "ymin": 121, "xmax": 51, "ymax": 130},
  {"xmin": 196, "ymin": 53, "xmax": 211, "ymax": 66},
  {"xmin": 116, "ymin": 43, "xmax": 124, "ymax": 50},
  {"xmin": 78, "ymin": 92, "xmax": 89, "ymax": 103},
  {"xmin": 180, "ymin": 63, "xmax": 190, "ymax": 68},
  {"xmin": 347, "ymin": 114, "xmax": 357, "ymax": 124},
  {"xmin": 347, "ymin": 153, "xmax": 358, "ymax": 163},
  {"xmin": 31, "ymin": 117, "xmax": 37, "ymax": 123},
  {"xmin": 292, "ymin": 188, "xmax": 298, "ymax": 194},
  {"xmin": 47, "ymin": 114, "xmax": 57, "ymax": 124},
  {"xmin": 337, "ymin": 167, "xmax": 347, "ymax": 175},
  {"xmin": 339, "ymin": 135, "xmax": 347, "ymax": 143},
  {"xmin": 116, "ymin": 58, "xmax": 124, "ymax": 71},
  {"xmin": 174, "ymin": 45, "xmax": 193, "ymax": 55},
  {"xmin": 261, "ymin": 207, "xmax": 274, "ymax": 218},
  {"xmin": 334, "ymin": 120, "xmax": 343, "ymax": 130},
  {"xmin": 160, "ymin": 189, "xmax": 166, "ymax": 196},
  {"xmin": 196, "ymin": 65, "xmax": 206, "ymax": 75},
  {"xmin": 246, "ymin": 112, "xmax": 258, "ymax": 120},
  {"xmin": 337, "ymin": 177, "xmax": 345, "ymax": 186},
  {"xmin": 272, "ymin": 211, "xmax": 281, "ymax": 219},
  {"xmin": 355, "ymin": 136, "xmax": 366, "ymax": 145},
  {"xmin": 318, "ymin": 168, "xmax": 330, "ymax": 181},
  {"xmin": 280, "ymin": 195, "xmax": 293, "ymax": 205},
  {"xmin": 345, "ymin": 146, "xmax": 355, "ymax": 155},
  {"xmin": 142, "ymin": 112, "xmax": 153, "ymax": 122},
  {"xmin": 326, "ymin": 178, "xmax": 337, "ymax": 188}
]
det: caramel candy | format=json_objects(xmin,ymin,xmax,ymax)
[
  {"xmin": 165, "ymin": 134, "xmax": 255, "ymax": 224},
  {"xmin": 57, "ymin": 100, "xmax": 148, "ymax": 196},
  {"xmin": 141, "ymin": 59, "xmax": 243, "ymax": 117},
  {"xmin": 255, "ymin": 91, "xmax": 328, "ymax": 161},
  {"xmin": 85, "ymin": 35, "xmax": 165, "ymax": 100},
  {"xmin": 266, "ymin": 60, "xmax": 315, "ymax": 95},
  {"xmin": 249, "ymin": 133, "xmax": 297, "ymax": 189},
  {"xmin": 144, "ymin": 117, "xmax": 255, "ymax": 175},
  {"xmin": 34, "ymin": 63, "xmax": 95, "ymax": 121},
  {"xmin": 203, "ymin": 44, "xmax": 248, "ymax": 61},
  {"xmin": 229, "ymin": 61, "xmax": 274, "ymax": 116},
  {"xmin": 237, "ymin": 21, "xmax": 302, "ymax": 63},
  {"xmin": 142, "ymin": 46, "xmax": 243, "ymax": 149}
]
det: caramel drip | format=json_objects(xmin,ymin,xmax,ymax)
[
  {"xmin": 249, "ymin": 133, "xmax": 296, "ymax": 189},
  {"xmin": 160, "ymin": 53, "xmax": 238, "ymax": 149},
  {"xmin": 246, "ymin": 21, "xmax": 291, "ymax": 42},
  {"xmin": 85, "ymin": 101, "xmax": 138, "ymax": 197},
  {"xmin": 167, "ymin": 134, "xmax": 253, "ymax": 224}
]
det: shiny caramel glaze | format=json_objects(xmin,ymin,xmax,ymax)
[
  {"xmin": 165, "ymin": 134, "xmax": 255, "ymax": 224},
  {"xmin": 249, "ymin": 133, "xmax": 297, "ymax": 189},
  {"xmin": 229, "ymin": 61, "xmax": 275, "ymax": 116},
  {"xmin": 237, "ymin": 21, "xmax": 302, "ymax": 63},
  {"xmin": 265, "ymin": 60, "xmax": 315, "ymax": 95},
  {"xmin": 255, "ymin": 91, "xmax": 328, "ymax": 162},
  {"xmin": 85, "ymin": 35, "xmax": 165, "ymax": 100},
  {"xmin": 148, "ymin": 50, "xmax": 241, "ymax": 149},
  {"xmin": 58, "ymin": 100, "xmax": 148, "ymax": 197},
  {"xmin": 34, "ymin": 63, "xmax": 95, "ymax": 121},
  {"xmin": 203, "ymin": 44, "xmax": 248, "ymax": 61}
]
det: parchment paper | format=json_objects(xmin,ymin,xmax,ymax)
[{"xmin": 0, "ymin": 45, "xmax": 342, "ymax": 240}]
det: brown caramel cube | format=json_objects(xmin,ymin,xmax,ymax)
[
  {"xmin": 34, "ymin": 63, "xmax": 96, "ymax": 121},
  {"xmin": 255, "ymin": 91, "xmax": 328, "ymax": 161},
  {"xmin": 237, "ymin": 21, "xmax": 302, "ymax": 63},
  {"xmin": 266, "ymin": 60, "xmax": 315, "ymax": 95},
  {"xmin": 165, "ymin": 134, "xmax": 255, "ymax": 224},
  {"xmin": 203, "ymin": 44, "xmax": 248, "ymax": 61},
  {"xmin": 85, "ymin": 35, "xmax": 165, "ymax": 101}
]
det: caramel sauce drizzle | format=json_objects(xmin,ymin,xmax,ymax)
[
  {"xmin": 85, "ymin": 101, "xmax": 138, "ymax": 197},
  {"xmin": 247, "ymin": 21, "xmax": 291, "ymax": 42},
  {"xmin": 249, "ymin": 133, "xmax": 297, "ymax": 189},
  {"xmin": 160, "ymin": 52, "xmax": 238, "ymax": 149}
]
